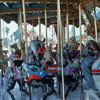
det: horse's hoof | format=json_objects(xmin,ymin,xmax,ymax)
[
  {"xmin": 53, "ymin": 90, "xmax": 57, "ymax": 96},
  {"xmin": 41, "ymin": 98, "xmax": 46, "ymax": 100},
  {"xmin": 41, "ymin": 96, "xmax": 46, "ymax": 100},
  {"xmin": 11, "ymin": 95, "xmax": 16, "ymax": 100},
  {"xmin": 21, "ymin": 90, "xmax": 29, "ymax": 95},
  {"xmin": 71, "ymin": 82, "xmax": 79, "ymax": 92},
  {"xmin": 96, "ymin": 92, "xmax": 100, "ymax": 98},
  {"xmin": 84, "ymin": 89, "xmax": 100, "ymax": 100}
]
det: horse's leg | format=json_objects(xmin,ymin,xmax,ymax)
[
  {"xmin": 1, "ymin": 69, "xmax": 3, "ymax": 77},
  {"xmin": 52, "ymin": 76, "xmax": 57, "ymax": 95},
  {"xmin": 7, "ymin": 78, "xmax": 16, "ymax": 100},
  {"xmin": 1, "ymin": 69, "xmax": 4, "ymax": 85},
  {"xmin": 28, "ymin": 83, "xmax": 32, "ymax": 100},
  {"xmin": 65, "ymin": 84, "xmax": 72, "ymax": 98},
  {"xmin": 42, "ymin": 77, "xmax": 55, "ymax": 100},
  {"xmin": 58, "ymin": 75, "xmax": 61, "ymax": 96},
  {"xmin": 17, "ymin": 80, "xmax": 29, "ymax": 95},
  {"xmin": 7, "ymin": 88, "xmax": 16, "ymax": 100},
  {"xmin": 71, "ymin": 80, "xmax": 79, "ymax": 92}
]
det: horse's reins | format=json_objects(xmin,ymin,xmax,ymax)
[
  {"xmin": 37, "ymin": 46, "xmax": 43, "ymax": 55},
  {"xmin": 91, "ymin": 69, "xmax": 100, "ymax": 75}
]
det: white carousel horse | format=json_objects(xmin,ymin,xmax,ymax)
[
  {"xmin": 85, "ymin": 58, "xmax": 100, "ymax": 100},
  {"xmin": 27, "ymin": 38, "xmax": 45, "ymax": 65}
]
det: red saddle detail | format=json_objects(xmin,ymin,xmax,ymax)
[
  {"xmin": 91, "ymin": 69, "xmax": 100, "ymax": 73},
  {"xmin": 44, "ymin": 64, "xmax": 48, "ymax": 71},
  {"xmin": 26, "ymin": 74, "xmax": 41, "ymax": 82},
  {"xmin": 48, "ymin": 64, "xmax": 57, "ymax": 74}
]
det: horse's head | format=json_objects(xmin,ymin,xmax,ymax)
[
  {"xmin": 35, "ymin": 38, "xmax": 45, "ymax": 55},
  {"xmin": 13, "ymin": 49, "xmax": 21, "ymax": 61},
  {"xmin": 43, "ymin": 46, "xmax": 53, "ymax": 64},
  {"xmin": 68, "ymin": 37, "xmax": 78, "ymax": 50},
  {"xmin": 63, "ymin": 43, "xmax": 72, "ymax": 59},
  {"xmin": 30, "ymin": 38, "xmax": 45, "ymax": 54},
  {"xmin": 85, "ymin": 40, "xmax": 100, "ymax": 57},
  {"xmin": 86, "ymin": 40, "xmax": 99, "ymax": 51},
  {"xmin": 28, "ymin": 38, "xmax": 45, "ymax": 65},
  {"xmin": 10, "ymin": 43, "xmax": 19, "ymax": 51}
]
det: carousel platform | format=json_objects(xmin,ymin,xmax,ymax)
[{"xmin": 0, "ymin": 73, "xmax": 95, "ymax": 100}]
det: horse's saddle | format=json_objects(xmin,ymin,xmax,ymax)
[{"xmin": 13, "ymin": 60, "xmax": 23, "ymax": 66}]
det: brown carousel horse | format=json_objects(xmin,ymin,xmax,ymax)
[{"xmin": 10, "ymin": 41, "xmax": 26, "ymax": 62}]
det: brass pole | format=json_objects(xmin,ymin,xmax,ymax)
[
  {"xmin": 73, "ymin": 18, "xmax": 76, "ymax": 40},
  {"xmin": 32, "ymin": 18, "xmax": 34, "ymax": 40},
  {"xmin": 3, "ymin": 19, "xmax": 4, "ymax": 39},
  {"xmin": 79, "ymin": 4, "xmax": 82, "ymax": 54},
  {"xmin": 57, "ymin": 0, "xmax": 60, "ymax": 63},
  {"xmin": 57, "ymin": 0, "xmax": 65, "ymax": 100},
  {"xmin": 18, "ymin": 3, "xmax": 22, "ymax": 49},
  {"xmin": 94, "ymin": 0, "xmax": 98, "ymax": 42},
  {"xmin": 38, "ymin": 12, "xmax": 41, "ymax": 40},
  {"xmin": 66, "ymin": 0, "xmax": 69, "ymax": 42},
  {"xmin": 22, "ymin": 0, "xmax": 28, "ymax": 57},
  {"xmin": 0, "ymin": 19, "xmax": 1, "ymax": 39},
  {"xmin": 19, "ymin": 3, "xmax": 23, "ymax": 41},
  {"xmin": 45, "ymin": 0, "xmax": 48, "ymax": 47},
  {"xmin": 52, "ymin": 24, "xmax": 54, "ymax": 41}
]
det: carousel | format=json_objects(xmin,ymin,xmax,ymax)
[{"xmin": 0, "ymin": 0, "xmax": 100, "ymax": 100}]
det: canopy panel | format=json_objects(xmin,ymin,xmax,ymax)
[{"xmin": 0, "ymin": 0, "xmax": 99, "ymax": 29}]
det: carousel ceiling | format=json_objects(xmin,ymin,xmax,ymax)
[{"xmin": 0, "ymin": 0, "xmax": 99, "ymax": 28}]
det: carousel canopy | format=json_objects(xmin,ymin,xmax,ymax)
[{"xmin": 0, "ymin": 0, "xmax": 100, "ymax": 29}]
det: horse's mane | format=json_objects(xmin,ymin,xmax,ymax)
[
  {"xmin": 14, "ymin": 50, "xmax": 21, "ymax": 58},
  {"xmin": 68, "ymin": 37, "xmax": 78, "ymax": 50},
  {"xmin": 44, "ymin": 46, "xmax": 53, "ymax": 61},
  {"xmin": 10, "ymin": 43, "xmax": 19, "ymax": 50}
]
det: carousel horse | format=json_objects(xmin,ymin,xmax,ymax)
[
  {"xmin": 89, "ymin": 59, "xmax": 100, "ymax": 100},
  {"xmin": 27, "ymin": 37, "xmax": 45, "ymax": 65},
  {"xmin": 81, "ymin": 40, "xmax": 100, "ymax": 90},
  {"xmin": 82, "ymin": 57, "xmax": 100, "ymax": 100},
  {"xmin": 57, "ymin": 41, "xmax": 80, "ymax": 98},
  {"xmin": 7, "ymin": 39, "xmax": 55, "ymax": 100},
  {"xmin": 67, "ymin": 37, "xmax": 80, "ymax": 61},
  {"xmin": 40, "ymin": 41, "xmax": 80, "ymax": 98},
  {"xmin": 41, "ymin": 46, "xmax": 58, "ymax": 94},
  {"xmin": 27, "ymin": 40, "xmax": 57, "ymax": 100},
  {"xmin": 81, "ymin": 40, "xmax": 100, "ymax": 100},
  {"xmin": 6, "ymin": 49, "xmax": 29, "ymax": 100}
]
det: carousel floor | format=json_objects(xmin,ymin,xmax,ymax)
[{"xmin": 0, "ymin": 74, "xmax": 96, "ymax": 100}]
